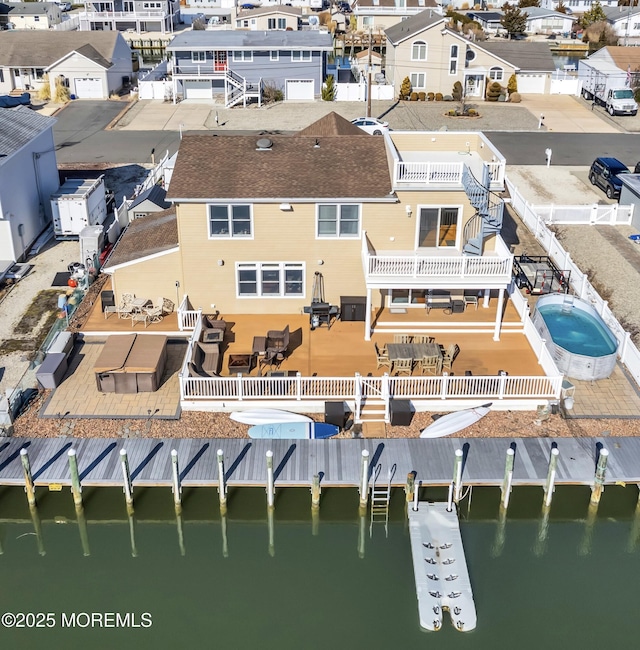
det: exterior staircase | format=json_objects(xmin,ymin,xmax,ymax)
[
  {"xmin": 461, "ymin": 164, "xmax": 504, "ymax": 256},
  {"xmin": 225, "ymin": 69, "xmax": 263, "ymax": 108},
  {"xmin": 354, "ymin": 374, "xmax": 389, "ymax": 428}
]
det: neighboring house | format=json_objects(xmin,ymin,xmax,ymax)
[
  {"xmin": 465, "ymin": 11, "xmax": 503, "ymax": 35},
  {"xmin": 539, "ymin": 0, "xmax": 615, "ymax": 11},
  {"xmin": 235, "ymin": 6, "xmax": 301, "ymax": 31},
  {"xmin": 352, "ymin": 49, "xmax": 383, "ymax": 80},
  {"xmin": 106, "ymin": 112, "xmax": 511, "ymax": 343},
  {"xmin": 80, "ymin": 0, "xmax": 179, "ymax": 33},
  {"xmin": 578, "ymin": 46, "xmax": 640, "ymax": 97},
  {"xmin": 0, "ymin": 107, "xmax": 60, "ymax": 265},
  {"xmin": 521, "ymin": 7, "xmax": 576, "ymax": 35},
  {"xmin": 481, "ymin": 41, "xmax": 556, "ymax": 94},
  {"xmin": 128, "ymin": 185, "xmax": 171, "ymax": 221},
  {"xmin": 603, "ymin": 5, "xmax": 640, "ymax": 45},
  {"xmin": 166, "ymin": 30, "xmax": 333, "ymax": 105},
  {"xmin": 5, "ymin": 2, "xmax": 62, "ymax": 30},
  {"xmin": 385, "ymin": 12, "xmax": 557, "ymax": 98},
  {"xmin": 0, "ymin": 31, "xmax": 133, "ymax": 98},
  {"xmin": 352, "ymin": 0, "xmax": 438, "ymax": 32}
]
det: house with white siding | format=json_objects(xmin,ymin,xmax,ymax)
[{"xmin": 5, "ymin": 2, "xmax": 62, "ymax": 30}]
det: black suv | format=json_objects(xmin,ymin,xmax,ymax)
[{"xmin": 589, "ymin": 157, "xmax": 629, "ymax": 199}]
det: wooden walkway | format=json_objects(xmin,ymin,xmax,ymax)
[{"xmin": 1, "ymin": 437, "xmax": 638, "ymax": 489}]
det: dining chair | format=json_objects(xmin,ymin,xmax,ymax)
[
  {"xmin": 442, "ymin": 344, "xmax": 460, "ymax": 371},
  {"xmin": 375, "ymin": 342, "xmax": 391, "ymax": 370},
  {"xmin": 117, "ymin": 292, "xmax": 135, "ymax": 319},
  {"xmin": 392, "ymin": 357, "xmax": 413, "ymax": 376},
  {"xmin": 413, "ymin": 335, "xmax": 435, "ymax": 344},
  {"xmin": 419, "ymin": 355, "xmax": 442, "ymax": 375},
  {"xmin": 394, "ymin": 334, "xmax": 412, "ymax": 344}
]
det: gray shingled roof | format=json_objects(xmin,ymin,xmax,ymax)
[
  {"xmin": 129, "ymin": 185, "xmax": 171, "ymax": 211},
  {"xmin": 236, "ymin": 5, "xmax": 302, "ymax": 18},
  {"xmin": 167, "ymin": 30, "xmax": 333, "ymax": 51},
  {"xmin": 8, "ymin": 2, "xmax": 58, "ymax": 15},
  {"xmin": 522, "ymin": 6, "xmax": 575, "ymax": 19},
  {"xmin": 604, "ymin": 5, "xmax": 640, "ymax": 21},
  {"xmin": 0, "ymin": 31, "xmax": 121, "ymax": 67},
  {"xmin": 385, "ymin": 10, "xmax": 445, "ymax": 45},
  {"xmin": 479, "ymin": 41, "xmax": 556, "ymax": 72},
  {"xmin": 103, "ymin": 208, "xmax": 178, "ymax": 269},
  {"xmin": 0, "ymin": 106, "xmax": 56, "ymax": 168},
  {"xmin": 356, "ymin": 0, "xmax": 436, "ymax": 8}
]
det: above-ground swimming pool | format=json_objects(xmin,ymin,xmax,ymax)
[{"xmin": 532, "ymin": 294, "xmax": 618, "ymax": 381}]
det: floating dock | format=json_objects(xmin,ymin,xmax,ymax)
[{"xmin": 409, "ymin": 502, "xmax": 476, "ymax": 632}]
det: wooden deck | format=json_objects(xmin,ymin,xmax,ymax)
[{"xmin": 2, "ymin": 437, "xmax": 636, "ymax": 488}]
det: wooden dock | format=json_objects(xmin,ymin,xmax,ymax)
[{"xmin": 1, "ymin": 437, "xmax": 638, "ymax": 489}]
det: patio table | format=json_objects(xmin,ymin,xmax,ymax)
[{"xmin": 387, "ymin": 342, "xmax": 441, "ymax": 361}]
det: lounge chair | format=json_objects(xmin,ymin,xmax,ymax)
[
  {"xmin": 266, "ymin": 325, "xmax": 290, "ymax": 356},
  {"xmin": 190, "ymin": 342, "xmax": 220, "ymax": 377}
]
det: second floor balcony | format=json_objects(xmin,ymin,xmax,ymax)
[{"xmin": 83, "ymin": 9, "xmax": 167, "ymax": 18}]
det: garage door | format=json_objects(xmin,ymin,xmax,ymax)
[
  {"xmin": 184, "ymin": 80, "xmax": 213, "ymax": 100},
  {"xmin": 285, "ymin": 79, "xmax": 314, "ymax": 101},
  {"xmin": 517, "ymin": 73, "xmax": 546, "ymax": 94},
  {"xmin": 74, "ymin": 78, "xmax": 103, "ymax": 99}
]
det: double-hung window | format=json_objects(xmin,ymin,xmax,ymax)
[
  {"xmin": 192, "ymin": 51, "xmax": 206, "ymax": 63},
  {"xmin": 291, "ymin": 50, "xmax": 312, "ymax": 62},
  {"xmin": 411, "ymin": 40, "xmax": 427, "ymax": 61},
  {"xmin": 270, "ymin": 50, "xmax": 279, "ymax": 61},
  {"xmin": 489, "ymin": 66, "xmax": 503, "ymax": 81},
  {"xmin": 449, "ymin": 45, "xmax": 458, "ymax": 75},
  {"xmin": 233, "ymin": 51, "xmax": 253, "ymax": 62},
  {"xmin": 208, "ymin": 205, "xmax": 252, "ymax": 238},
  {"xmin": 317, "ymin": 204, "xmax": 360, "ymax": 238},
  {"xmin": 268, "ymin": 18, "xmax": 285, "ymax": 28},
  {"xmin": 237, "ymin": 262, "xmax": 304, "ymax": 297},
  {"xmin": 410, "ymin": 72, "xmax": 426, "ymax": 89}
]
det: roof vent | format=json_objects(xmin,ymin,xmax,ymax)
[
  {"xmin": 314, "ymin": 138, "xmax": 320, "ymax": 148},
  {"xmin": 256, "ymin": 138, "xmax": 273, "ymax": 150}
]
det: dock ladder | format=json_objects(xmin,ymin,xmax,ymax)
[{"xmin": 370, "ymin": 463, "xmax": 396, "ymax": 536}]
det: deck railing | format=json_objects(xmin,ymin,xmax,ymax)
[
  {"xmin": 178, "ymin": 295, "xmax": 200, "ymax": 331},
  {"xmin": 394, "ymin": 161, "xmax": 463, "ymax": 185}
]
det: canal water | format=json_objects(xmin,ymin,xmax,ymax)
[{"xmin": 0, "ymin": 484, "xmax": 638, "ymax": 649}]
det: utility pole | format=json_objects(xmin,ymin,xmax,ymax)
[{"xmin": 366, "ymin": 26, "xmax": 372, "ymax": 118}]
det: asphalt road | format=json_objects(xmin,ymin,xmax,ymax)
[{"xmin": 51, "ymin": 100, "xmax": 640, "ymax": 166}]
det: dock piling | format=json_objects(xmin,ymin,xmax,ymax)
[
  {"xmin": 590, "ymin": 448, "xmax": 609, "ymax": 505},
  {"xmin": 311, "ymin": 473, "xmax": 321, "ymax": 517},
  {"xmin": 30, "ymin": 505, "xmax": 46, "ymax": 556},
  {"xmin": 413, "ymin": 479, "xmax": 420, "ymax": 512},
  {"xmin": 217, "ymin": 449, "xmax": 227, "ymax": 512},
  {"xmin": 76, "ymin": 506, "xmax": 90, "ymax": 557},
  {"xmin": 501, "ymin": 448, "xmax": 515, "ymax": 509},
  {"xmin": 543, "ymin": 448, "xmax": 559, "ymax": 508},
  {"xmin": 453, "ymin": 449, "xmax": 463, "ymax": 504},
  {"xmin": 221, "ymin": 510, "xmax": 229, "ymax": 558},
  {"xmin": 267, "ymin": 506, "xmax": 275, "ymax": 557},
  {"xmin": 359, "ymin": 449, "xmax": 370, "ymax": 512},
  {"xmin": 67, "ymin": 449, "xmax": 82, "ymax": 508},
  {"xmin": 405, "ymin": 473, "xmax": 415, "ymax": 504},
  {"xmin": 358, "ymin": 510, "xmax": 366, "ymax": 559},
  {"xmin": 127, "ymin": 510, "xmax": 138, "ymax": 558},
  {"xmin": 120, "ymin": 449, "xmax": 134, "ymax": 514},
  {"xmin": 176, "ymin": 511, "xmax": 185, "ymax": 556},
  {"xmin": 20, "ymin": 449, "xmax": 36, "ymax": 507},
  {"xmin": 266, "ymin": 450, "xmax": 275, "ymax": 509},
  {"xmin": 171, "ymin": 449, "xmax": 181, "ymax": 512}
]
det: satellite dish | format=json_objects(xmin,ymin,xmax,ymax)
[{"xmin": 309, "ymin": 15, "xmax": 319, "ymax": 25}]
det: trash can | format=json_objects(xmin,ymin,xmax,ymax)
[
  {"xmin": 325, "ymin": 401, "xmax": 347, "ymax": 428},
  {"xmin": 389, "ymin": 399, "xmax": 413, "ymax": 426},
  {"xmin": 101, "ymin": 290, "xmax": 115, "ymax": 311}
]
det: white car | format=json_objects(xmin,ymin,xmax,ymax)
[{"xmin": 350, "ymin": 117, "xmax": 389, "ymax": 135}]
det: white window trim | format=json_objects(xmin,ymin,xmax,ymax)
[
  {"xmin": 291, "ymin": 50, "xmax": 312, "ymax": 62},
  {"xmin": 315, "ymin": 203, "xmax": 361, "ymax": 239},
  {"xmin": 415, "ymin": 205, "xmax": 463, "ymax": 250},
  {"xmin": 208, "ymin": 204, "xmax": 254, "ymax": 239},
  {"xmin": 191, "ymin": 51, "xmax": 206, "ymax": 62},
  {"xmin": 489, "ymin": 66, "xmax": 504, "ymax": 81},
  {"xmin": 270, "ymin": 50, "xmax": 279, "ymax": 61},
  {"xmin": 410, "ymin": 72, "xmax": 426, "ymax": 90},
  {"xmin": 233, "ymin": 51, "xmax": 253, "ymax": 62},
  {"xmin": 410, "ymin": 40, "xmax": 427, "ymax": 61},
  {"xmin": 236, "ymin": 262, "xmax": 306, "ymax": 299},
  {"xmin": 449, "ymin": 44, "xmax": 458, "ymax": 76}
]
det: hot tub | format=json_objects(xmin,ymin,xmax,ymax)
[{"xmin": 532, "ymin": 295, "xmax": 618, "ymax": 381}]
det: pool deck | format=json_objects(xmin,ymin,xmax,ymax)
[{"xmin": 1, "ymin": 436, "xmax": 636, "ymax": 489}]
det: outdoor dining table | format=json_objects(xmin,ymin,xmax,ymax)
[{"xmin": 386, "ymin": 342, "xmax": 442, "ymax": 361}]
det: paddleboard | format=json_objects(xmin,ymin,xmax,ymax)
[
  {"xmin": 230, "ymin": 409, "xmax": 313, "ymax": 425},
  {"xmin": 248, "ymin": 422, "xmax": 340, "ymax": 440},
  {"xmin": 420, "ymin": 403, "xmax": 492, "ymax": 439}
]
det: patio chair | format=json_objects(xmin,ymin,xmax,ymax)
[
  {"xmin": 392, "ymin": 357, "xmax": 413, "ymax": 376},
  {"xmin": 442, "ymin": 344, "xmax": 460, "ymax": 371},
  {"xmin": 375, "ymin": 342, "xmax": 391, "ymax": 371},
  {"xmin": 413, "ymin": 335, "xmax": 435, "ymax": 344},
  {"xmin": 162, "ymin": 298, "xmax": 175, "ymax": 314},
  {"xmin": 202, "ymin": 313, "xmax": 227, "ymax": 342},
  {"xmin": 266, "ymin": 325, "xmax": 290, "ymax": 356},
  {"xmin": 117, "ymin": 293, "xmax": 135, "ymax": 319},
  {"xmin": 418, "ymin": 354, "xmax": 442, "ymax": 375},
  {"xmin": 144, "ymin": 299, "xmax": 164, "ymax": 325},
  {"xmin": 394, "ymin": 334, "xmax": 412, "ymax": 344},
  {"xmin": 190, "ymin": 342, "xmax": 220, "ymax": 377}
]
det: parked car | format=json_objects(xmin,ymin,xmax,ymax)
[
  {"xmin": 56, "ymin": 1, "xmax": 72, "ymax": 10},
  {"xmin": 589, "ymin": 157, "xmax": 629, "ymax": 199},
  {"xmin": 350, "ymin": 117, "xmax": 389, "ymax": 135}
]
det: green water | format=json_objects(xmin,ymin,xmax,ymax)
[{"xmin": 0, "ymin": 485, "xmax": 639, "ymax": 649}]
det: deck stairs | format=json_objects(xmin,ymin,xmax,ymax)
[
  {"xmin": 225, "ymin": 69, "xmax": 262, "ymax": 108},
  {"xmin": 354, "ymin": 374, "xmax": 389, "ymax": 425},
  {"xmin": 461, "ymin": 164, "xmax": 504, "ymax": 257},
  {"xmin": 370, "ymin": 463, "xmax": 396, "ymax": 536}
]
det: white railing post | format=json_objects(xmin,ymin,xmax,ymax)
[
  {"xmin": 237, "ymin": 373, "xmax": 244, "ymax": 401},
  {"xmin": 382, "ymin": 373, "xmax": 390, "ymax": 422},
  {"xmin": 295, "ymin": 372, "xmax": 302, "ymax": 400},
  {"xmin": 354, "ymin": 373, "xmax": 362, "ymax": 422},
  {"xmin": 440, "ymin": 372, "xmax": 448, "ymax": 399}
]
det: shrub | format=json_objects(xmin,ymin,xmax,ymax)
[
  {"xmin": 38, "ymin": 73, "xmax": 51, "ymax": 101},
  {"xmin": 444, "ymin": 94, "xmax": 453, "ymax": 101},
  {"xmin": 400, "ymin": 76, "xmax": 412, "ymax": 99},
  {"xmin": 509, "ymin": 92, "xmax": 521, "ymax": 103},
  {"xmin": 418, "ymin": 91, "xmax": 426, "ymax": 101},
  {"xmin": 486, "ymin": 81, "xmax": 502, "ymax": 102},
  {"xmin": 507, "ymin": 73, "xmax": 518, "ymax": 95},
  {"xmin": 452, "ymin": 80, "xmax": 463, "ymax": 102},
  {"xmin": 262, "ymin": 83, "xmax": 284, "ymax": 103},
  {"xmin": 467, "ymin": 108, "xmax": 477, "ymax": 116},
  {"xmin": 427, "ymin": 92, "xmax": 435, "ymax": 101},
  {"xmin": 54, "ymin": 77, "xmax": 70, "ymax": 103},
  {"xmin": 447, "ymin": 109, "xmax": 457, "ymax": 116},
  {"xmin": 410, "ymin": 92, "xmax": 418, "ymax": 101},
  {"xmin": 435, "ymin": 92, "xmax": 443, "ymax": 101},
  {"xmin": 321, "ymin": 75, "xmax": 336, "ymax": 101}
]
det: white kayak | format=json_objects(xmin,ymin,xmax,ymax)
[
  {"xmin": 420, "ymin": 403, "xmax": 492, "ymax": 439},
  {"xmin": 230, "ymin": 408, "xmax": 313, "ymax": 426}
]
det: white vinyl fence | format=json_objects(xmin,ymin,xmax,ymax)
[
  {"xmin": 507, "ymin": 176, "xmax": 640, "ymax": 388},
  {"xmin": 530, "ymin": 203, "xmax": 634, "ymax": 225},
  {"xmin": 335, "ymin": 82, "xmax": 394, "ymax": 102}
]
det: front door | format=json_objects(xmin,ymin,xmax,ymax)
[
  {"xmin": 214, "ymin": 51, "xmax": 227, "ymax": 72},
  {"xmin": 465, "ymin": 74, "xmax": 484, "ymax": 98}
]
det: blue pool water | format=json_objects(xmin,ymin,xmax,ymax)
[{"xmin": 538, "ymin": 304, "xmax": 617, "ymax": 357}]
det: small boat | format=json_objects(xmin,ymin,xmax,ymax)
[
  {"xmin": 230, "ymin": 409, "xmax": 312, "ymax": 425},
  {"xmin": 248, "ymin": 421, "xmax": 339, "ymax": 440},
  {"xmin": 420, "ymin": 403, "xmax": 492, "ymax": 439}
]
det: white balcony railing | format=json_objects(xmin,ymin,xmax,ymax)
[
  {"xmin": 82, "ymin": 9, "xmax": 166, "ymax": 18},
  {"xmin": 394, "ymin": 161, "xmax": 463, "ymax": 185},
  {"xmin": 365, "ymin": 253, "xmax": 512, "ymax": 281},
  {"xmin": 172, "ymin": 62, "xmax": 227, "ymax": 76},
  {"xmin": 354, "ymin": 5, "xmax": 426, "ymax": 13}
]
